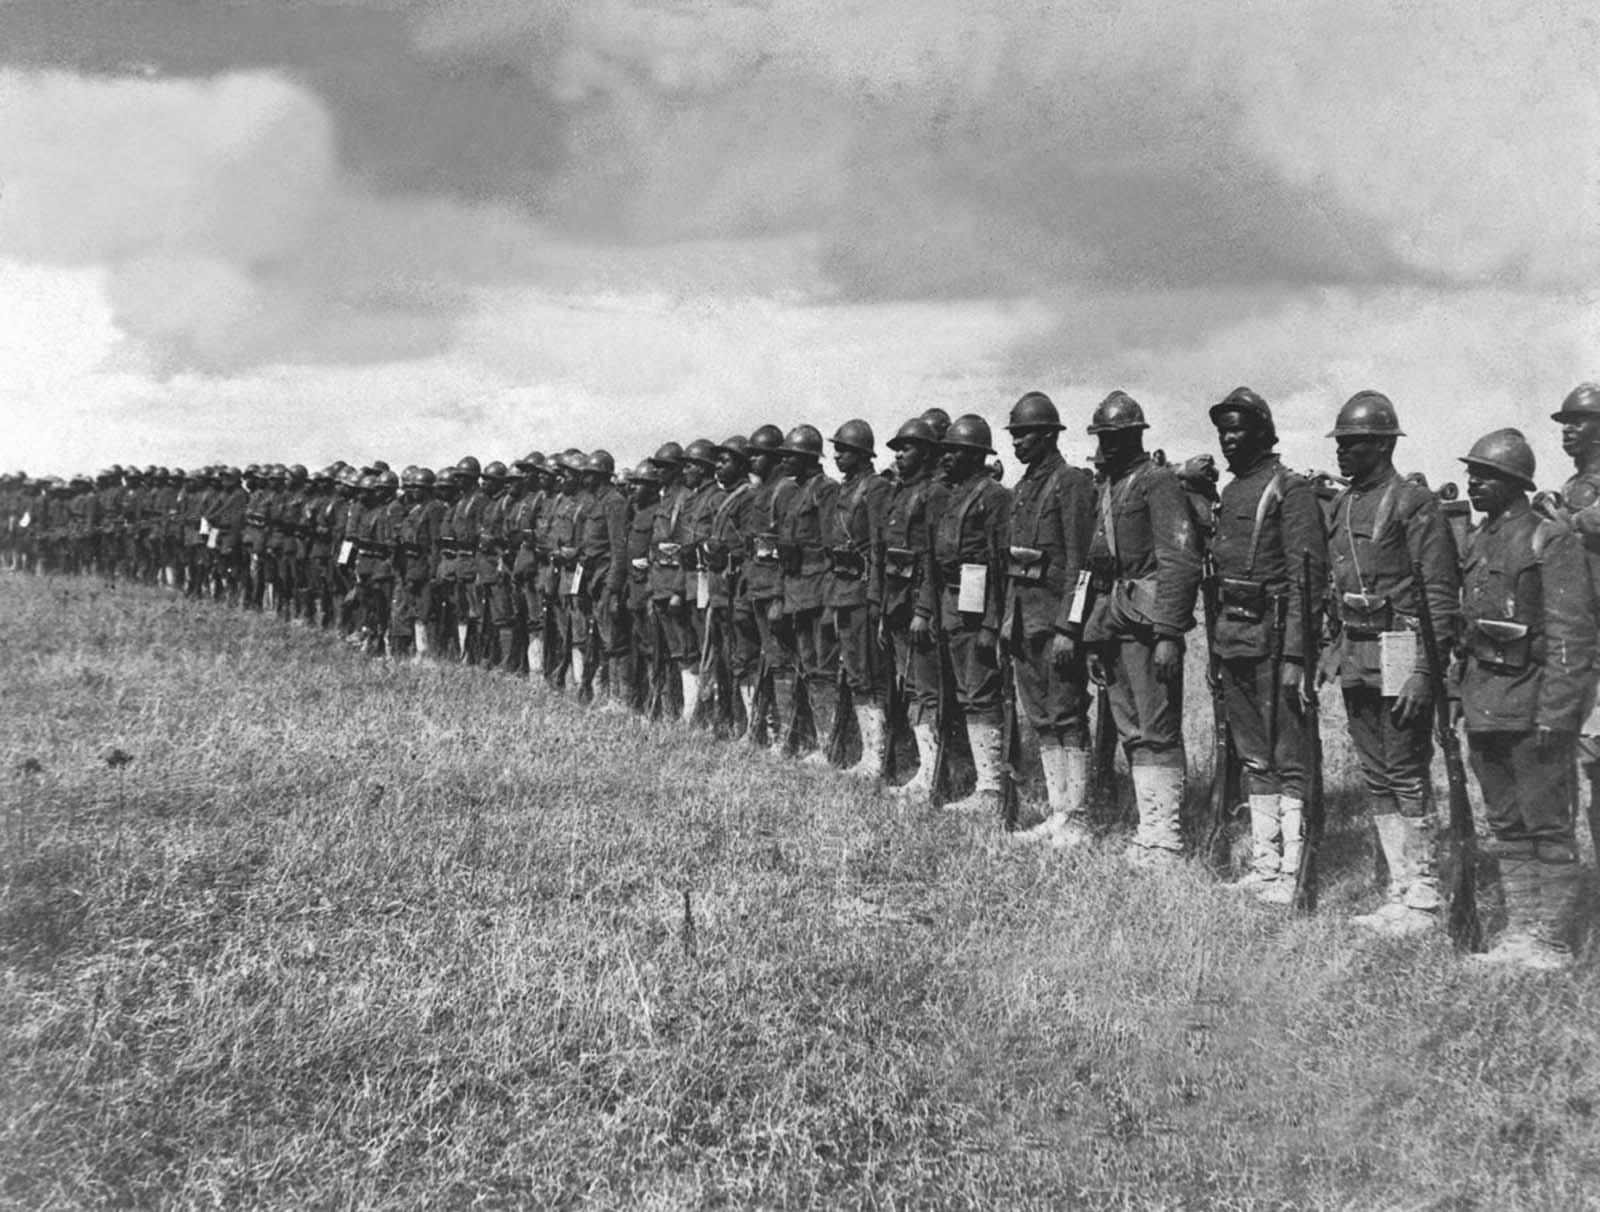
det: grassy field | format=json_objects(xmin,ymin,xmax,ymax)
[{"xmin": 4, "ymin": 573, "xmax": 1600, "ymax": 1210}]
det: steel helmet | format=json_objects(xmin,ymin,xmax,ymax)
[
  {"xmin": 1006, "ymin": 391, "xmax": 1063, "ymax": 432},
  {"xmin": 1552, "ymin": 382, "xmax": 1600, "ymax": 423},
  {"xmin": 1087, "ymin": 390, "xmax": 1149, "ymax": 434},
  {"xmin": 588, "ymin": 450, "xmax": 616, "ymax": 477},
  {"xmin": 887, "ymin": 417, "xmax": 939, "ymax": 451},
  {"xmin": 831, "ymin": 419, "xmax": 876, "ymax": 456},
  {"xmin": 1209, "ymin": 386, "xmax": 1276, "ymax": 436},
  {"xmin": 512, "ymin": 451, "xmax": 546, "ymax": 471},
  {"xmin": 682, "ymin": 439, "xmax": 718, "ymax": 468},
  {"xmin": 748, "ymin": 424, "xmax": 785, "ymax": 453},
  {"xmin": 779, "ymin": 425, "xmax": 824, "ymax": 458},
  {"xmin": 631, "ymin": 459, "xmax": 662, "ymax": 484},
  {"xmin": 1327, "ymin": 390, "xmax": 1404, "ymax": 438},
  {"xmin": 1460, "ymin": 428, "xmax": 1536, "ymax": 490},
  {"xmin": 373, "ymin": 468, "xmax": 400, "ymax": 492},
  {"xmin": 942, "ymin": 414, "xmax": 996, "ymax": 455},
  {"xmin": 400, "ymin": 465, "xmax": 428, "ymax": 488},
  {"xmin": 649, "ymin": 442, "xmax": 684, "ymax": 466},
  {"xmin": 919, "ymin": 408, "xmax": 952, "ymax": 440},
  {"xmin": 714, "ymin": 434, "xmax": 751, "ymax": 461},
  {"xmin": 456, "ymin": 456, "xmax": 482, "ymax": 478},
  {"xmin": 287, "ymin": 464, "xmax": 308, "ymax": 483}
]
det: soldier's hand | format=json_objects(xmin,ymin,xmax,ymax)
[
  {"xmin": 1282, "ymin": 661, "xmax": 1306, "ymax": 711},
  {"xmin": 909, "ymin": 615, "xmax": 931, "ymax": 646},
  {"xmin": 1315, "ymin": 644, "xmax": 1340, "ymax": 689},
  {"xmin": 767, "ymin": 601, "xmax": 782, "ymax": 623},
  {"xmin": 1050, "ymin": 633, "xmax": 1077, "ymax": 670},
  {"xmin": 1154, "ymin": 638, "xmax": 1182, "ymax": 683},
  {"xmin": 1536, "ymin": 726, "xmax": 1568, "ymax": 753},
  {"xmin": 669, "ymin": 593, "xmax": 684, "ymax": 610},
  {"xmin": 1087, "ymin": 649, "xmax": 1109, "ymax": 687},
  {"xmin": 979, "ymin": 625, "xmax": 998, "ymax": 653},
  {"xmin": 1390, "ymin": 673, "xmax": 1432, "ymax": 727}
]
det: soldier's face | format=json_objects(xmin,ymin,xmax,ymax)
[
  {"xmin": 1560, "ymin": 416, "xmax": 1600, "ymax": 459},
  {"xmin": 1010, "ymin": 428, "xmax": 1054, "ymax": 465},
  {"xmin": 715, "ymin": 451, "xmax": 746, "ymax": 486},
  {"xmin": 1214, "ymin": 410, "xmax": 1269, "ymax": 471},
  {"xmin": 1466, "ymin": 468, "xmax": 1518, "ymax": 517},
  {"xmin": 834, "ymin": 446, "xmax": 868, "ymax": 477},
  {"xmin": 682, "ymin": 461, "xmax": 707, "ymax": 488},
  {"xmin": 1335, "ymin": 434, "xmax": 1390, "ymax": 482},
  {"xmin": 893, "ymin": 442, "xmax": 929, "ymax": 479}
]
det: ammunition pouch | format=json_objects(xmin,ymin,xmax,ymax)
[
  {"xmin": 1006, "ymin": 546, "xmax": 1047, "ymax": 583},
  {"xmin": 750, "ymin": 533, "xmax": 782, "ymax": 567},
  {"xmin": 1219, "ymin": 576, "xmax": 1268, "ymax": 623},
  {"xmin": 1087, "ymin": 553, "xmax": 1115, "ymax": 593},
  {"xmin": 652, "ymin": 541, "xmax": 683, "ymax": 569},
  {"xmin": 1340, "ymin": 591, "xmax": 1392, "ymax": 639},
  {"xmin": 1469, "ymin": 617, "xmax": 1533, "ymax": 672},
  {"xmin": 828, "ymin": 546, "xmax": 866, "ymax": 580},
  {"xmin": 702, "ymin": 542, "xmax": 729, "ymax": 574},
  {"xmin": 884, "ymin": 546, "xmax": 917, "ymax": 581},
  {"xmin": 680, "ymin": 544, "xmax": 701, "ymax": 573},
  {"xmin": 778, "ymin": 542, "xmax": 803, "ymax": 576}
]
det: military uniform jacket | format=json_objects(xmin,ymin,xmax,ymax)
[
  {"xmin": 705, "ymin": 481, "xmax": 753, "ymax": 609},
  {"xmin": 243, "ymin": 488, "xmax": 275, "ymax": 555},
  {"xmin": 508, "ymin": 491, "xmax": 543, "ymax": 580},
  {"xmin": 476, "ymin": 491, "xmax": 513, "ymax": 583},
  {"xmin": 1326, "ymin": 468, "xmax": 1459, "ymax": 691},
  {"xmin": 933, "ymin": 473, "xmax": 1010, "ymax": 632},
  {"xmin": 778, "ymin": 472, "xmax": 839, "ymax": 614},
  {"xmin": 542, "ymin": 492, "xmax": 580, "ymax": 596},
  {"xmin": 1458, "ymin": 500, "xmax": 1595, "ymax": 733},
  {"xmin": 649, "ymin": 483, "xmax": 695, "ymax": 601},
  {"xmin": 214, "ymin": 488, "xmax": 249, "ymax": 552},
  {"xmin": 1084, "ymin": 455, "xmax": 1202, "ymax": 643},
  {"xmin": 881, "ymin": 473, "xmax": 945, "ymax": 622},
  {"xmin": 1004, "ymin": 450, "xmax": 1095, "ymax": 639},
  {"xmin": 354, "ymin": 501, "xmax": 395, "ymax": 579},
  {"xmin": 1209, "ymin": 454, "xmax": 1328, "ymax": 662},
  {"xmin": 397, "ymin": 498, "xmax": 444, "ymax": 583},
  {"xmin": 625, "ymin": 498, "xmax": 658, "ymax": 610},
  {"xmin": 821, "ymin": 470, "xmax": 890, "ymax": 610},
  {"xmin": 742, "ymin": 476, "xmax": 795, "ymax": 604},
  {"xmin": 438, "ymin": 489, "xmax": 485, "ymax": 582},
  {"xmin": 575, "ymin": 484, "xmax": 629, "ymax": 599}
]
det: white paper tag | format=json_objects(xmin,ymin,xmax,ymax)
[
  {"xmin": 1066, "ymin": 568, "xmax": 1092, "ymax": 625},
  {"xmin": 696, "ymin": 568, "xmax": 711, "ymax": 609},
  {"xmin": 338, "ymin": 539, "xmax": 355, "ymax": 567},
  {"xmin": 572, "ymin": 560, "xmax": 586, "ymax": 591},
  {"xmin": 1379, "ymin": 630, "xmax": 1414, "ymax": 697},
  {"xmin": 958, "ymin": 563, "xmax": 987, "ymax": 613}
]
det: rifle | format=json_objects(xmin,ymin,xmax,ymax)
[
  {"xmin": 782, "ymin": 668, "xmax": 816, "ymax": 758},
  {"xmin": 1412, "ymin": 558, "xmax": 1483, "ymax": 951},
  {"xmin": 881, "ymin": 621, "xmax": 904, "ymax": 783},
  {"xmin": 1292, "ymin": 550, "xmax": 1325, "ymax": 911},
  {"xmin": 713, "ymin": 602, "xmax": 736, "ymax": 737},
  {"xmin": 1200, "ymin": 553, "xmax": 1244, "ymax": 870},
  {"xmin": 999, "ymin": 601, "xmax": 1023, "ymax": 830},
  {"xmin": 825, "ymin": 662, "xmax": 852, "ymax": 766},
  {"xmin": 646, "ymin": 602, "xmax": 670, "ymax": 721},
  {"xmin": 749, "ymin": 648, "xmax": 774, "ymax": 746}
]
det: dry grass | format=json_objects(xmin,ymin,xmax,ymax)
[{"xmin": 3, "ymin": 574, "xmax": 1600, "ymax": 1210}]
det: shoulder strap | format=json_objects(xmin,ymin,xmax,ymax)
[{"xmin": 1243, "ymin": 466, "xmax": 1286, "ymax": 577}]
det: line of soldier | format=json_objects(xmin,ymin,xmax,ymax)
[{"xmin": 6, "ymin": 382, "xmax": 1600, "ymax": 972}]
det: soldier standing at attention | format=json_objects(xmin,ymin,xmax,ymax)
[
  {"xmin": 776, "ymin": 425, "xmax": 840, "ymax": 759},
  {"xmin": 739, "ymin": 426, "xmax": 796, "ymax": 746},
  {"xmin": 704, "ymin": 436, "xmax": 756, "ymax": 730},
  {"xmin": 1544, "ymin": 384, "xmax": 1600, "ymax": 853},
  {"xmin": 647, "ymin": 442, "xmax": 694, "ymax": 716},
  {"xmin": 571, "ymin": 451, "xmax": 629, "ymax": 704},
  {"xmin": 881, "ymin": 417, "xmax": 948, "ymax": 800},
  {"xmin": 679, "ymin": 440, "xmax": 727, "ymax": 721},
  {"xmin": 1320, "ymin": 391, "xmax": 1460, "ymax": 936},
  {"xmin": 1002, "ymin": 392, "xmax": 1098, "ymax": 848},
  {"xmin": 447, "ymin": 457, "xmax": 487, "ymax": 663},
  {"xmin": 931, "ymin": 415, "xmax": 1012, "ymax": 815},
  {"xmin": 392, "ymin": 467, "xmax": 442, "ymax": 658},
  {"xmin": 824, "ymin": 420, "xmax": 892, "ymax": 776},
  {"xmin": 1456, "ymin": 429, "xmax": 1595, "ymax": 969},
  {"xmin": 507, "ymin": 454, "xmax": 547, "ymax": 676},
  {"xmin": 475, "ymin": 461, "xmax": 517, "ymax": 670},
  {"xmin": 624, "ymin": 462, "xmax": 664, "ymax": 713},
  {"xmin": 1082, "ymin": 392, "xmax": 1203, "ymax": 867},
  {"xmin": 1205, "ymin": 388, "xmax": 1329, "ymax": 900}
]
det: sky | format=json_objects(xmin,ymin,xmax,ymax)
[{"xmin": 1, "ymin": 0, "xmax": 1596, "ymax": 490}]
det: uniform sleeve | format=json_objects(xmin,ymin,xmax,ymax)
[
  {"xmin": 916, "ymin": 484, "xmax": 945, "ymax": 621},
  {"xmin": 984, "ymin": 484, "xmax": 1011, "ymax": 632},
  {"xmin": 1403, "ymin": 488, "xmax": 1462, "ymax": 674},
  {"xmin": 864, "ymin": 476, "xmax": 892, "ymax": 609},
  {"xmin": 1147, "ymin": 469, "xmax": 1203, "ymax": 638},
  {"xmin": 1280, "ymin": 474, "xmax": 1329, "ymax": 663},
  {"xmin": 1536, "ymin": 521, "xmax": 1597, "ymax": 731},
  {"xmin": 605, "ymin": 492, "xmax": 629, "ymax": 595},
  {"xmin": 1051, "ymin": 466, "xmax": 1097, "ymax": 636}
]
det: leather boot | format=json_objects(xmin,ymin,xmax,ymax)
[
  {"xmin": 894, "ymin": 722, "xmax": 939, "ymax": 801},
  {"xmin": 1352, "ymin": 814, "xmax": 1438, "ymax": 937},
  {"xmin": 847, "ymin": 702, "xmax": 887, "ymax": 780},
  {"xmin": 600, "ymin": 657, "xmax": 633, "ymax": 714},
  {"xmin": 944, "ymin": 721, "xmax": 1003, "ymax": 816},
  {"xmin": 802, "ymin": 682, "xmax": 837, "ymax": 765},
  {"xmin": 1258, "ymin": 796, "xmax": 1304, "ymax": 905},
  {"xmin": 1126, "ymin": 765, "xmax": 1184, "ymax": 868},
  {"xmin": 1231, "ymin": 793, "xmax": 1282, "ymax": 892},
  {"xmin": 1015, "ymin": 744, "xmax": 1092, "ymax": 848},
  {"xmin": 1472, "ymin": 840, "xmax": 1540, "ymax": 966}
]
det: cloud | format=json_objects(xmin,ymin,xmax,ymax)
[
  {"xmin": 406, "ymin": 0, "xmax": 1600, "ymax": 297},
  {"xmin": 0, "ymin": 67, "xmax": 558, "ymax": 371}
]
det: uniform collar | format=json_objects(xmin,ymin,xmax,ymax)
[{"xmin": 1022, "ymin": 448, "xmax": 1065, "ymax": 480}]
